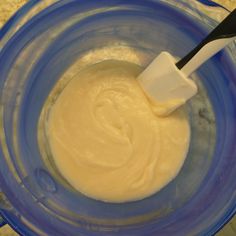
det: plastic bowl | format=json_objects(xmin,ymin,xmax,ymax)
[{"xmin": 0, "ymin": 0, "xmax": 236, "ymax": 235}]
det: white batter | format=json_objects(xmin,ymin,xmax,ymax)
[{"xmin": 47, "ymin": 60, "xmax": 190, "ymax": 202}]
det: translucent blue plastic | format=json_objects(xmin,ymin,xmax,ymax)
[{"xmin": 0, "ymin": 0, "xmax": 235, "ymax": 235}]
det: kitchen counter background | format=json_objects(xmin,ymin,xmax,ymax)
[{"xmin": 0, "ymin": 0, "xmax": 236, "ymax": 235}]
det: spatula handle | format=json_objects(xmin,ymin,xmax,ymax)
[{"xmin": 176, "ymin": 9, "xmax": 236, "ymax": 76}]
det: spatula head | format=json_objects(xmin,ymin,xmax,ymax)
[{"xmin": 137, "ymin": 52, "xmax": 198, "ymax": 115}]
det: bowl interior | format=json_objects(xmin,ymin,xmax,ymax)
[{"xmin": 0, "ymin": 0, "xmax": 236, "ymax": 235}]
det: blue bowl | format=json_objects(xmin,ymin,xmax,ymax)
[{"xmin": 0, "ymin": 0, "xmax": 236, "ymax": 235}]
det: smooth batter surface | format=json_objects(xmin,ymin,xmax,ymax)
[{"xmin": 47, "ymin": 60, "xmax": 190, "ymax": 202}]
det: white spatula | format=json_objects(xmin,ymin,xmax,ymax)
[{"xmin": 138, "ymin": 9, "xmax": 236, "ymax": 115}]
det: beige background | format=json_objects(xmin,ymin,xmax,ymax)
[{"xmin": 0, "ymin": 0, "xmax": 236, "ymax": 235}]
